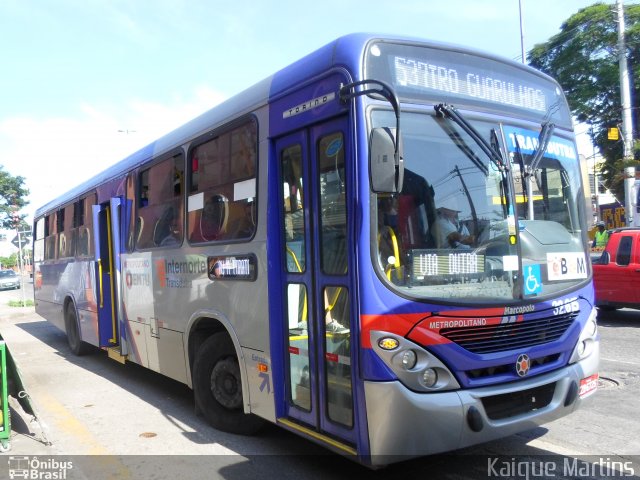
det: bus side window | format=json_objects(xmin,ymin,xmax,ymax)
[
  {"xmin": 33, "ymin": 217, "xmax": 45, "ymax": 263},
  {"xmin": 188, "ymin": 119, "xmax": 257, "ymax": 243},
  {"xmin": 79, "ymin": 194, "xmax": 96, "ymax": 257},
  {"xmin": 44, "ymin": 214, "xmax": 56, "ymax": 260},
  {"xmin": 57, "ymin": 208, "xmax": 66, "ymax": 258},
  {"xmin": 125, "ymin": 173, "xmax": 136, "ymax": 253},
  {"xmin": 136, "ymin": 154, "xmax": 184, "ymax": 249},
  {"xmin": 60, "ymin": 203, "xmax": 76, "ymax": 258}
]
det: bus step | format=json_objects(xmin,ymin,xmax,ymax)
[
  {"xmin": 106, "ymin": 347, "xmax": 127, "ymax": 364},
  {"xmin": 277, "ymin": 418, "xmax": 356, "ymax": 456}
]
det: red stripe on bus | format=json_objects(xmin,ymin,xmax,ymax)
[
  {"xmin": 361, "ymin": 307, "xmax": 518, "ymax": 349},
  {"xmin": 360, "ymin": 313, "xmax": 426, "ymax": 348}
]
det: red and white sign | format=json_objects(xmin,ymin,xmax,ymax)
[{"xmin": 579, "ymin": 373, "xmax": 599, "ymax": 398}]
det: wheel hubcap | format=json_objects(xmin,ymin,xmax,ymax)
[{"xmin": 210, "ymin": 357, "xmax": 242, "ymax": 409}]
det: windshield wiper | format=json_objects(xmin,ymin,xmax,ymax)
[
  {"xmin": 526, "ymin": 122, "xmax": 555, "ymax": 175},
  {"xmin": 513, "ymin": 135, "xmax": 528, "ymax": 205},
  {"xmin": 491, "ymin": 127, "xmax": 512, "ymax": 218},
  {"xmin": 435, "ymin": 104, "xmax": 508, "ymax": 172},
  {"xmin": 435, "ymin": 103, "xmax": 511, "ymax": 217},
  {"xmin": 520, "ymin": 122, "xmax": 555, "ymax": 220},
  {"xmin": 435, "ymin": 123, "xmax": 489, "ymax": 176}
]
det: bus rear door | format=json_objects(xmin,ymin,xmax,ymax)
[
  {"xmin": 276, "ymin": 116, "xmax": 358, "ymax": 452},
  {"xmin": 92, "ymin": 198, "xmax": 127, "ymax": 358}
]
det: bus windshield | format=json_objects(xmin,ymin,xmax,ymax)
[{"xmin": 372, "ymin": 109, "xmax": 588, "ymax": 302}]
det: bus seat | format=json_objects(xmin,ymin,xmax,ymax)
[
  {"xmin": 200, "ymin": 194, "xmax": 229, "ymax": 241},
  {"xmin": 153, "ymin": 206, "xmax": 176, "ymax": 246}
]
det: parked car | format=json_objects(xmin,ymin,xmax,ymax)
[
  {"xmin": 592, "ymin": 227, "xmax": 640, "ymax": 310},
  {"xmin": 0, "ymin": 270, "xmax": 20, "ymax": 290}
]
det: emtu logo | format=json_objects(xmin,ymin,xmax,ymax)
[{"xmin": 155, "ymin": 260, "xmax": 166, "ymax": 288}]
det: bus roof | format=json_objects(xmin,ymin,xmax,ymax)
[{"xmin": 35, "ymin": 33, "xmax": 566, "ymax": 218}]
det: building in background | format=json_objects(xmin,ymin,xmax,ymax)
[{"xmin": 584, "ymin": 153, "xmax": 624, "ymax": 230}]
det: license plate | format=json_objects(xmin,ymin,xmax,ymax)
[{"xmin": 579, "ymin": 373, "xmax": 599, "ymax": 398}]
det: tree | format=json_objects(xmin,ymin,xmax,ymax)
[
  {"xmin": 0, "ymin": 165, "xmax": 29, "ymax": 230},
  {"xmin": 0, "ymin": 252, "xmax": 19, "ymax": 269},
  {"xmin": 528, "ymin": 2, "xmax": 640, "ymax": 201}
]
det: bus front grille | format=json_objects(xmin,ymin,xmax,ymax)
[{"xmin": 439, "ymin": 312, "xmax": 577, "ymax": 354}]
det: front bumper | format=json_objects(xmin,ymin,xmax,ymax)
[{"xmin": 364, "ymin": 342, "xmax": 599, "ymax": 466}]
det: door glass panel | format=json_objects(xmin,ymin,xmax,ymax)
[
  {"xmin": 287, "ymin": 283, "xmax": 310, "ymax": 411},
  {"xmin": 323, "ymin": 286, "xmax": 352, "ymax": 427},
  {"xmin": 282, "ymin": 145, "xmax": 306, "ymax": 272},
  {"xmin": 318, "ymin": 133, "xmax": 347, "ymax": 275}
]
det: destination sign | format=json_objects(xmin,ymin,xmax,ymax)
[
  {"xmin": 394, "ymin": 56, "xmax": 546, "ymax": 112},
  {"xmin": 365, "ymin": 41, "xmax": 572, "ymax": 127},
  {"xmin": 411, "ymin": 251, "xmax": 485, "ymax": 281}
]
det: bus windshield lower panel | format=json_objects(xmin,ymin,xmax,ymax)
[{"xmin": 371, "ymin": 110, "xmax": 587, "ymax": 303}]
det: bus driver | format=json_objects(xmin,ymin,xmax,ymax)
[{"xmin": 434, "ymin": 198, "xmax": 474, "ymax": 249}]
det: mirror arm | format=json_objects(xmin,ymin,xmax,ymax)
[{"xmin": 340, "ymin": 80, "xmax": 403, "ymax": 190}]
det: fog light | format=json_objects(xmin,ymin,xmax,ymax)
[
  {"xmin": 422, "ymin": 368, "xmax": 438, "ymax": 387},
  {"xmin": 401, "ymin": 350, "xmax": 417, "ymax": 369}
]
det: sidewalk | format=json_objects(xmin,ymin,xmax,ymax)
[{"xmin": 0, "ymin": 302, "xmax": 55, "ymax": 455}]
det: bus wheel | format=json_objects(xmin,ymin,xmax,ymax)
[
  {"xmin": 65, "ymin": 304, "xmax": 92, "ymax": 356},
  {"xmin": 193, "ymin": 333, "xmax": 264, "ymax": 435}
]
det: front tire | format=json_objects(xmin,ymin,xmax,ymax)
[{"xmin": 192, "ymin": 333, "xmax": 264, "ymax": 435}]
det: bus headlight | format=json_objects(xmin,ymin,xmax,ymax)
[
  {"xmin": 370, "ymin": 330, "xmax": 460, "ymax": 392},
  {"xmin": 569, "ymin": 307, "xmax": 599, "ymax": 364},
  {"xmin": 401, "ymin": 350, "xmax": 417, "ymax": 370}
]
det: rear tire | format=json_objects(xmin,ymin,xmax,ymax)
[
  {"xmin": 193, "ymin": 333, "xmax": 264, "ymax": 435},
  {"xmin": 65, "ymin": 303, "xmax": 93, "ymax": 356}
]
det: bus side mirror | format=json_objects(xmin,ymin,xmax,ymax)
[{"xmin": 370, "ymin": 127, "xmax": 404, "ymax": 193}]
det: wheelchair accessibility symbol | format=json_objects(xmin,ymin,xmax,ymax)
[{"xmin": 524, "ymin": 264, "xmax": 542, "ymax": 295}]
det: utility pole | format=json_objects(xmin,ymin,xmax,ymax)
[
  {"xmin": 16, "ymin": 225, "xmax": 26, "ymax": 307},
  {"xmin": 519, "ymin": 0, "xmax": 527, "ymax": 64},
  {"xmin": 617, "ymin": 0, "xmax": 637, "ymax": 226},
  {"xmin": 617, "ymin": 0, "xmax": 634, "ymax": 160}
]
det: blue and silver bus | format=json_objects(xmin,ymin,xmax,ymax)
[{"xmin": 33, "ymin": 34, "xmax": 599, "ymax": 466}]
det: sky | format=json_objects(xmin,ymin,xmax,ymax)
[{"xmin": 0, "ymin": 0, "xmax": 627, "ymax": 228}]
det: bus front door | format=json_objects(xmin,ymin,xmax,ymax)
[
  {"xmin": 276, "ymin": 117, "xmax": 357, "ymax": 452},
  {"xmin": 92, "ymin": 198, "xmax": 127, "ymax": 356}
]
